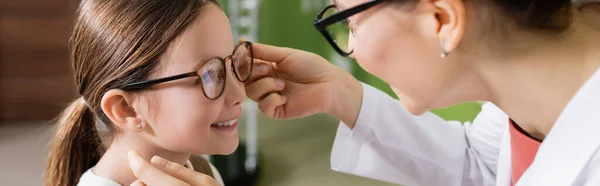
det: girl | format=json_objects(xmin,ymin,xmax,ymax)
[{"xmin": 44, "ymin": 0, "xmax": 253, "ymax": 185}]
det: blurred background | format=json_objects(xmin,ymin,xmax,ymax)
[{"xmin": 0, "ymin": 0, "xmax": 481, "ymax": 185}]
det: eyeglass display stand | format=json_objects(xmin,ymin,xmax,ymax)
[{"xmin": 209, "ymin": 0, "xmax": 262, "ymax": 185}]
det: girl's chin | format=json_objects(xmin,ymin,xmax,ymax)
[
  {"xmin": 210, "ymin": 140, "xmax": 239, "ymax": 155},
  {"xmin": 222, "ymin": 143, "xmax": 239, "ymax": 155}
]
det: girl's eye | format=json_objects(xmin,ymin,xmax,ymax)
[
  {"xmin": 218, "ymin": 71, "xmax": 225, "ymax": 80},
  {"xmin": 201, "ymin": 71, "xmax": 213, "ymax": 84}
]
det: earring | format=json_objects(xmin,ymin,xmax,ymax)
[
  {"xmin": 440, "ymin": 40, "xmax": 450, "ymax": 58},
  {"xmin": 136, "ymin": 123, "xmax": 142, "ymax": 130},
  {"xmin": 441, "ymin": 50, "xmax": 449, "ymax": 58}
]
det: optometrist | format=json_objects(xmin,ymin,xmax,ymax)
[{"xmin": 127, "ymin": 0, "xmax": 600, "ymax": 185}]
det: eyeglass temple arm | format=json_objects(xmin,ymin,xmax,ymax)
[
  {"xmin": 314, "ymin": 0, "xmax": 384, "ymax": 28},
  {"xmin": 122, "ymin": 72, "xmax": 197, "ymax": 91}
]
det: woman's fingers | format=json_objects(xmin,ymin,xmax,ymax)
[
  {"xmin": 247, "ymin": 59, "xmax": 276, "ymax": 83},
  {"xmin": 150, "ymin": 156, "xmax": 219, "ymax": 186},
  {"xmin": 248, "ymin": 62, "xmax": 270, "ymax": 82},
  {"xmin": 258, "ymin": 93, "xmax": 287, "ymax": 119},
  {"xmin": 128, "ymin": 151, "xmax": 188, "ymax": 186},
  {"xmin": 245, "ymin": 77, "xmax": 285, "ymax": 101},
  {"xmin": 130, "ymin": 180, "xmax": 147, "ymax": 186},
  {"xmin": 240, "ymin": 38, "xmax": 293, "ymax": 63}
]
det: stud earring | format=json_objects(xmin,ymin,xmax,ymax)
[
  {"xmin": 441, "ymin": 50, "xmax": 449, "ymax": 58},
  {"xmin": 440, "ymin": 41, "xmax": 450, "ymax": 58},
  {"xmin": 440, "ymin": 42, "xmax": 449, "ymax": 58},
  {"xmin": 136, "ymin": 123, "xmax": 142, "ymax": 130}
]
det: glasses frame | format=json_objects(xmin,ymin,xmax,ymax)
[
  {"xmin": 314, "ymin": 0, "xmax": 385, "ymax": 57},
  {"xmin": 121, "ymin": 41, "xmax": 254, "ymax": 100}
]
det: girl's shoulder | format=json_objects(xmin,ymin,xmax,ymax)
[{"xmin": 77, "ymin": 169, "xmax": 121, "ymax": 186}]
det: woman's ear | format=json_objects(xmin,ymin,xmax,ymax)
[
  {"xmin": 433, "ymin": 0, "xmax": 466, "ymax": 54},
  {"xmin": 101, "ymin": 89, "xmax": 142, "ymax": 132}
]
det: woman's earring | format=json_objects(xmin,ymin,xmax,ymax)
[{"xmin": 136, "ymin": 123, "xmax": 142, "ymax": 130}]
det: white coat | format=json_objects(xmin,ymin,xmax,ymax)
[{"xmin": 330, "ymin": 68, "xmax": 600, "ymax": 186}]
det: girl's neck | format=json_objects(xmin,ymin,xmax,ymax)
[
  {"xmin": 473, "ymin": 13, "xmax": 600, "ymax": 140},
  {"xmin": 92, "ymin": 136, "xmax": 190, "ymax": 186}
]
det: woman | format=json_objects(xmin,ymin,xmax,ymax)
[{"xmin": 128, "ymin": 0, "xmax": 600, "ymax": 185}]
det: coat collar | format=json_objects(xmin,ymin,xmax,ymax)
[
  {"xmin": 496, "ymin": 126, "xmax": 512, "ymax": 186},
  {"xmin": 516, "ymin": 68, "xmax": 600, "ymax": 185}
]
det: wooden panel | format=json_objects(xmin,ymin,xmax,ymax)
[
  {"xmin": 0, "ymin": 77, "xmax": 76, "ymax": 121},
  {"xmin": 0, "ymin": 15, "xmax": 71, "ymax": 51},
  {"xmin": 0, "ymin": 0, "xmax": 69, "ymax": 8},
  {"xmin": 0, "ymin": 0, "xmax": 73, "ymax": 17},
  {"xmin": 0, "ymin": 49, "xmax": 71, "ymax": 78},
  {"xmin": 0, "ymin": 0, "xmax": 77, "ymax": 122}
]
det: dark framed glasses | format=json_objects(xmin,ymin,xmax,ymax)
[
  {"xmin": 314, "ymin": 0, "xmax": 385, "ymax": 56},
  {"xmin": 122, "ymin": 41, "xmax": 254, "ymax": 100}
]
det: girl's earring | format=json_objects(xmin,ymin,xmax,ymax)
[
  {"xmin": 136, "ymin": 123, "xmax": 142, "ymax": 130},
  {"xmin": 440, "ymin": 41, "xmax": 450, "ymax": 58},
  {"xmin": 441, "ymin": 50, "xmax": 449, "ymax": 58}
]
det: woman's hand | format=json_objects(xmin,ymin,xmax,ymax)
[
  {"xmin": 245, "ymin": 41, "xmax": 363, "ymax": 127},
  {"xmin": 128, "ymin": 151, "xmax": 219, "ymax": 186}
]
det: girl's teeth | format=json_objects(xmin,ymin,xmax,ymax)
[{"xmin": 213, "ymin": 119, "xmax": 237, "ymax": 127}]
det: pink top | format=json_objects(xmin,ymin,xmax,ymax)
[{"xmin": 509, "ymin": 120, "xmax": 542, "ymax": 186}]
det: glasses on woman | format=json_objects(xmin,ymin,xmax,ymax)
[
  {"xmin": 314, "ymin": 0, "xmax": 385, "ymax": 57},
  {"xmin": 122, "ymin": 41, "xmax": 254, "ymax": 100}
]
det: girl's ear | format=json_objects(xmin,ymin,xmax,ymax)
[{"xmin": 101, "ymin": 89, "xmax": 143, "ymax": 132}]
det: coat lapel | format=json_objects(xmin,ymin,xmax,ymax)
[
  {"xmin": 497, "ymin": 125, "xmax": 512, "ymax": 186},
  {"xmin": 517, "ymin": 68, "xmax": 600, "ymax": 185}
]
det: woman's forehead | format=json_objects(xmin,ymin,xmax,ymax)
[
  {"xmin": 334, "ymin": 0, "xmax": 345, "ymax": 9},
  {"xmin": 335, "ymin": 0, "xmax": 365, "ymax": 9}
]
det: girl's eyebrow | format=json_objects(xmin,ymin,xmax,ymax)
[
  {"xmin": 192, "ymin": 57, "xmax": 210, "ymax": 71},
  {"xmin": 168, "ymin": 37, "xmax": 209, "ymax": 72},
  {"xmin": 190, "ymin": 45, "xmax": 237, "ymax": 71}
]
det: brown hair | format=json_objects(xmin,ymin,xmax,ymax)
[
  {"xmin": 489, "ymin": 0, "xmax": 573, "ymax": 32},
  {"xmin": 395, "ymin": 0, "xmax": 574, "ymax": 33},
  {"xmin": 45, "ymin": 0, "xmax": 216, "ymax": 186}
]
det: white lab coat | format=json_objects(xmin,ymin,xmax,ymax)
[{"xmin": 330, "ymin": 68, "xmax": 600, "ymax": 186}]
